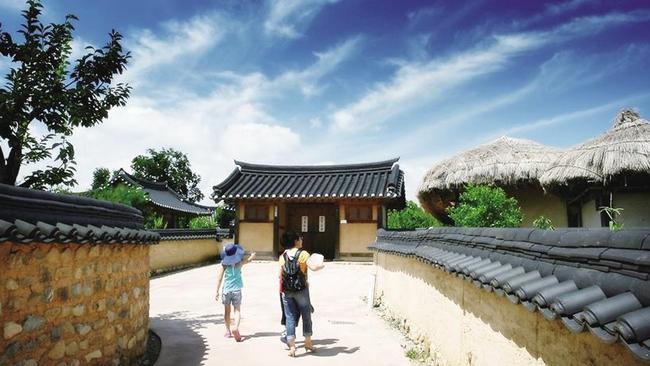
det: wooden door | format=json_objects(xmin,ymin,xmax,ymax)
[{"xmin": 287, "ymin": 204, "xmax": 338, "ymax": 260}]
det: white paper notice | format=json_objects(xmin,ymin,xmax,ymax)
[
  {"xmin": 319, "ymin": 216, "xmax": 325, "ymax": 232},
  {"xmin": 301, "ymin": 216, "xmax": 308, "ymax": 232}
]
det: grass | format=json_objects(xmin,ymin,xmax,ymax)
[{"xmin": 405, "ymin": 346, "xmax": 429, "ymax": 362}]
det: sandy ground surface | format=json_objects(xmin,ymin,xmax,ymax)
[{"xmin": 149, "ymin": 261, "xmax": 412, "ymax": 366}]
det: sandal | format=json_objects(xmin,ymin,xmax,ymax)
[
  {"xmin": 288, "ymin": 346, "xmax": 296, "ymax": 357},
  {"xmin": 224, "ymin": 331, "xmax": 232, "ymax": 338},
  {"xmin": 305, "ymin": 341, "xmax": 315, "ymax": 352},
  {"xmin": 232, "ymin": 329, "xmax": 242, "ymax": 342}
]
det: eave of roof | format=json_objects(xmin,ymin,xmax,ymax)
[
  {"xmin": 212, "ymin": 158, "xmax": 404, "ymax": 202},
  {"xmin": 114, "ymin": 169, "xmax": 213, "ymax": 215}
]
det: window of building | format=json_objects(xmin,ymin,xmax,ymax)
[
  {"xmin": 244, "ymin": 204, "xmax": 270, "ymax": 221},
  {"xmin": 346, "ymin": 205, "xmax": 373, "ymax": 222}
]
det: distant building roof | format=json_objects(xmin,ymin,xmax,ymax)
[
  {"xmin": 114, "ymin": 169, "xmax": 213, "ymax": 215},
  {"xmin": 212, "ymin": 158, "xmax": 405, "ymax": 203}
]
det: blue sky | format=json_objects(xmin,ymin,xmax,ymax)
[{"xmin": 2, "ymin": 0, "xmax": 650, "ymax": 204}]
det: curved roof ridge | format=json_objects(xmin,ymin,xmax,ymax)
[
  {"xmin": 118, "ymin": 169, "xmax": 168, "ymax": 190},
  {"xmin": 234, "ymin": 157, "xmax": 400, "ymax": 174}
]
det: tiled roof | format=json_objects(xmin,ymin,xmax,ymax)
[
  {"xmin": 115, "ymin": 169, "xmax": 213, "ymax": 215},
  {"xmin": 370, "ymin": 227, "xmax": 650, "ymax": 361},
  {"xmin": 212, "ymin": 159, "xmax": 405, "ymax": 201},
  {"xmin": 155, "ymin": 228, "xmax": 232, "ymax": 241},
  {"xmin": 0, "ymin": 183, "xmax": 159, "ymax": 245}
]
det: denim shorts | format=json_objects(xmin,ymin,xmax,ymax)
[{"xmin": 222, "ymin": 290, "xmax": 242, "ymax": 306}]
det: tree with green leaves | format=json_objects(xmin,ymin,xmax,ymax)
[
  {"xmin": 131, "ymin": 148, "xmax": 204, "ymax": 202},
  {"xmin": 388, "ymin": 200, "xmax": 440, "ymax": 229},
  {"xmin": 91, "ymin": 167, "xmax": 111, "ymax": 189},
  {"xmin": 0, "ymin": 0, "xmax": 130, "ymax": 189},
  {"xmin": 447, "ymin": 184, "xmax": 523, "ymax": 228}
]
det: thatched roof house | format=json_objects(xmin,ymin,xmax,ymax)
[
  {"xmin": 540, "ymin": 109, "xmax": 650, "ymax": 185},
  {"xmin": 418, "ymin": 136, "xmax": 566, "ymax": 226},
  {"xmin": 540, "ymin": 109, "xmax": 650, "ymax": 227}
]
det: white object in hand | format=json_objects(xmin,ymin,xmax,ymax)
[{"xmin": 307, "ymin": 253, "xmax": 324, "ymax": 268}]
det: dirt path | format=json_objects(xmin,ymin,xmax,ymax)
[{"xmin": 149, "ymin": 261, "xmax": 412, "ymax": 366}]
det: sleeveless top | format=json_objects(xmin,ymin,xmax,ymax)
[{"xmin": 223, "ymin": 265, "xmax": 243, "ymax": 293}]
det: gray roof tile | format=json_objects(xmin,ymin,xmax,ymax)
[
  {"xmin": 212, "ymin": 159, "xmax": 405, "ymax": 203},
  {"xmin": 369, "ymin": 227, "xmax": 650, "ymax": 361}
]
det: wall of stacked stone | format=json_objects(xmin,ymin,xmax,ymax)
[
  {"xmin": 1, "ymin": 243, "xmax": 150, "ymax": 365},
  {"xmin": 0, "ymin": 183, "xmax": 159, "ymax": 366}
]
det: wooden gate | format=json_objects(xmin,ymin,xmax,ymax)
[{"xmin": 286, "ymin": 204, "xmax": 338, "ymax": 260}]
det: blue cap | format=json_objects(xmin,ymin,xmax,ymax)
[{"xmin": 221, "ymin": 243, "xmax": 245, "ymax": 265}]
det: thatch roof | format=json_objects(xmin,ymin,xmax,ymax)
[
  {"xmin": 418, "ymin": 136, "xmax": 562, "ymax": 194},
  {"xmin": 540, "ymin": 109, "xmax": 650, "ymax": 186}
]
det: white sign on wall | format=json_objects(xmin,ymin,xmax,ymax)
[
  {"xmin": 301, "ymin": 216, "xmax": 309, "ymax": 232},
  {"xmin": 319, "ymin": 216, "xmax": 326, "ymax": 232}
]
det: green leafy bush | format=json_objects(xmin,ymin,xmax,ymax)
[
  {"xmin": 388, "ymin": 201, "xmax": 440, "ymax": 229},
  {"xmin": 189, "ymin": 215, "xmax": 217, "ymax": 229},
  {"xmin": 145, "ymin": 215, "xmax": 167, "ymax": 230},
  {"xmin": 86, "ymin": 184, "xmax": 147, "ymax": 208},
  {"xmin": 447, "ymin": 184, "xmax": 522, "ymax": 228},
  {"xmin": 533, "ymin": 216, "xmax": 555, "ymax": 230},
  {"xmin": 599, "ymin": 206, "xmax": 624, "ymax": 231}
]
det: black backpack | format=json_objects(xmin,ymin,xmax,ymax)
[{"xmin": 282, "ymin": 249, "xmax": 306, "ymax": 292}]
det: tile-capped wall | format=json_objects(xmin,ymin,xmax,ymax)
[{"xmin": 0, "ymin": 242, "xmax": 150, "ymax": 365}]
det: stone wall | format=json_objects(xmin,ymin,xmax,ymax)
[
  {"xmin": 1, "ymin": 242, "xmax": 150, "ymax": 366},
  {"xmin": 374, "ymin": 252, "xmax": 644, "ymax": 366},
  {"xmin": 150, "ymin": 237, "xmax": 234, "ymax": 273}
]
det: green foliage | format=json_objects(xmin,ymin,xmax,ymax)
[
  {"xmin": 599, "ymin": 206, "xmax": 624, "ymax": 231},
  {"xmin": 86, "ymin": 183, "xmax": 147, "ymax": 208},
  {"xmin": 0, "ymin": 0, "xmax": 130, "ymax": 188},
  {"xmin": 189, "ymin": 215, "xmax": 217, "ymax": 229},
  {"xmin": 189, "ymin": 207, "xmax": 234, "ymax": 229},
  {"xmin": 447, "ymin": 184, "xmax": 523, "ymax": 228},
  {"xmin": 145, "ymin": 214, "xmax": 167, "ymax": 230},
  {"xmin": 91, "ymin": 167, "xmax": 111, "ymax": 190},
  {"xmin": 388, "ymin": 201, "xmax": 440, "ymax": 229},
  {"xmin": 131, "ymin": 148, "xmax": 203, "ymax": 202},
  {"xmin": 533, "ymin": 215, "xmax": 555, "ymax": 230}
]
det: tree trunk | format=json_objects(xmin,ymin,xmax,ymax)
[{"xmin": 0, "ymin": 146, "xmax": 22, "ymax": 186}]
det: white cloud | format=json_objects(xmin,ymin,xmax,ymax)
[
  {"xmin": 52, "ymin": 30, "xmax": 358, "ymax": 203},
  {"xmin": 330, "ymin": 33, "xmax": 539, "ymax": 132},
  {"xmin": 329, "ymin": 11, "xmax": 650, "ymax": 133},
  {"xmin": 309, "ymin": 117, "xmax": 322, "ymax": 128},
  {"xmin": 270, "ymin": 36, "xmax": 361, "ymax": 96},
  {"xmin": 493, "ymin": 93, "xmax": 650, "ymax": 138},
  {"xmin": 218, "ymin": 123, "xmax": 301, "ymax": 163},
  {"xmin": 264, "ymin": 0, "xmax": 338, "ymax": 38},
  {"xmin": 123, "ymin": 13, "xmax": 226, "ymax": 83},
  {"xmin": 0, "ymin": 0, "xmax": 24, "ymax": 10}
]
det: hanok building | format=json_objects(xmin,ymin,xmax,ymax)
[
  {"xmin": 114, "ymin": 169, "xmax": 214, "ymax": 228},
  {"xmin": 212, "ymin": 159, "xmax": 405, "ymax": 260}
]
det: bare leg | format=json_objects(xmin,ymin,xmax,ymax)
[
  {"xmin": 304, "ymin": 335, "xmax": 313, "ymax": 351},
  {"xmin": 224, "ymin": 305, "xmax": 231, "ymax": 333},
  {"xmin": 233, "ymin": 305, "xmax": 241, "ymax": 331},
  {"xmin": 288, "ymin": 339, "xmax": 296, "ymax": 357}
]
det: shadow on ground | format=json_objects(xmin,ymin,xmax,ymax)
[
  {"xmin": 294, "ymin": 338, "xmax": 360, "ymax": 358},
  {"xmin": 150, "ymin": 312, "xmax": 223, "ymax": 366}
]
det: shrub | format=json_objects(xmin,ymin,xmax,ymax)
[
  {"xmin": 189, "ymin": 215, "xmax": 217, "ymax": 229},
  {"xmin": 533, "ymin": 216, "xmax": 555, "ymax": 230},
  {"xmin": 146, "ymin": 215, "xmax": 167, "ymax": 230},
  {"xmin": 86, "ymin": 184, "xmax": 147, "ymax": 208},
  {"xmin": 388, "ymin": 201, "xmax": 440, "ymax": 229},
  {"xmin": 599, "ymin": 206, "xmax": 624, "ymax": 231},
  {"xmin": 447, "ymin": 184, "xmax": 522, "ymax": 227}
]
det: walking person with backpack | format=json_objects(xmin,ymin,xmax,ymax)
[{"xmin": 279, "ymin": 231, "xmax": 325, "ymax": 357}]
